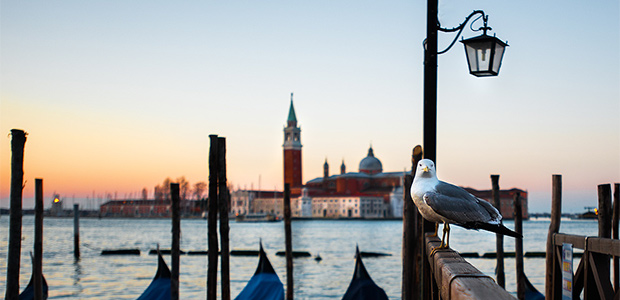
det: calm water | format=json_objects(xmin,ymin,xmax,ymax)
[{"xmin": 0, "ymin": 216, "xmax": 598, "ymax": 299}]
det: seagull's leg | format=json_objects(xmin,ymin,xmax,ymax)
[
  {"xmin": 440, "ymin": 222, "xmax": 448, "ymax": 248},
  {"xmin": 430, "ymin": 222, "xmax": 449, "ymax": 256},
  {"xmin": 444, "ymin": 223, "xmax": 451, "ymax": 249}
]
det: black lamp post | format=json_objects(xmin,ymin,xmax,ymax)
[{"xmin": 423, "ymin": 1, "xmax": 507, "ymax": 163}]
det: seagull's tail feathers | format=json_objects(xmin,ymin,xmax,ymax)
[{"xmin": 475, "ymin": 222, "xmax": 522, "ymax": 239}]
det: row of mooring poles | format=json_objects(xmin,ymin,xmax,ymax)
[{"xmin": 206, "ymin": 134, "xmax": 231, "ymax": 300}]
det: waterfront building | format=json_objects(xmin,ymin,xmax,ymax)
[{"xmin": 99, "ymin": 199, "xmax": 200, "ymax": 217}]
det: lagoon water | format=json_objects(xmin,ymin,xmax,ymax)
[{"xmin": 0, "ymin": 216, "xmax": 598, "ymax": 299}]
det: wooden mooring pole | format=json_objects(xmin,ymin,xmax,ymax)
[
  {"xmin": 171, "ymin": 183, "xmax": 180, "ymax": 300},
  {"xmin": 491, "ymin": 174, "xmax": 505, "ymax": 288},
  {"xmin": 514, "ymin": 192, "xmax": 524, "ymax": 300},
  {"xmin": 74, "ymin": 204, "xmax": 80, "ymax": 260},
  {"xmin": 218, "ymin": 137, "xmax": 231, "ymax": 300},
  {"xmin": 34, "ymin": 178, "xmax": 44, "ymax": 300},
  {"xmin": 614, "ymin": 183, "xmax": 620, "ymax": 291},
  {"xmin": 402, "ymin": 145, "xmax": 422, "ymax": 300},
  {"xmin": 207, "ymin": 134, "xmax": 219, "ymax": 300},
  {"xmin": 284, "ymin": 183, "xmax": 294, "ymax": 300},
  {"xmin": 588, "ymin": 183, "xmax": 613, "ymax": 299},
  {"xmin": 5, "ymin": 129, "xmax": 27, "ymax": 300},
  {"xmin": 545, "ymin": 174, "xmax": 562, "ymax": 300}
]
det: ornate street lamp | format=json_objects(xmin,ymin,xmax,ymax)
[
  {"xmin": 423, "ymin": 7, "xmax": 507, "ymax": 163},
  {"xmin": 460, "ymin": 16, "xmax": 508, "ymax": 76}
]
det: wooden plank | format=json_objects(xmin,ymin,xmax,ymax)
[
  {"xmin": 554, "ymin": 233, "xmax": 586, "ymax": 249},
  {"xmin": 425, "ymin": 235, "xmax": 515, "ymax": 300},
  {"xmin": 587, "ymin": 237, "xmax": 620, "ymax": 257}
]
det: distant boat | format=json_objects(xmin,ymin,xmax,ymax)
[
  {"xmin": 342, "ymin": 246, "xmax": 388, "ymax": 300},
  {"xmin": 576, "ymin": 207, "xmax": 598, "ymax": 219},
  {"xmin": 234, "ymin": 243, "xmax": 284, "ymax": 300},
  {"xmin": 235, "ymin": 213, "xmax": 280, "ymax": 222},
  {"xmin": 19, "ymin": 254, "xmax": 48, "ymax": 300},
  {"xmin": 136, "ymin": 250, "xmax": 171, "ymax": 300}
]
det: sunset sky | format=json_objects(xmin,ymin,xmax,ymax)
[{"xmin": 1, "ymin": 0, "xmax": 618, "ymax": 213}]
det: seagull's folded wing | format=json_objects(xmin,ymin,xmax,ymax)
[{"xmin": 424, "ymin": 182, "xmax": 500, "ymax": 226}]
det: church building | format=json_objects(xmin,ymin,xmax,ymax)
[{"xmin": 229, "ymin": 95, "xmax": 529, "ymax": 220}]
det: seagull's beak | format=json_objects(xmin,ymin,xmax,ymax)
[{"xmin": 423, "ymin": 166, "xmax": 429, "ymax": 172}]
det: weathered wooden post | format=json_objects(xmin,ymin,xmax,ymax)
[
  {"xmin": 218, "ymin": 137, "xmax": 231, "ymax": 300},
  {"xmin": 491, "ymin": 174, "xmax": 505, "ymax": 288},
  {"xmin": 545, "ymin": 174, "xmax": 562, "ymax": 300},
  {"xmin": 284, "ymin": 183, "xmax": 293, "ymax": 300},
  {"xmin": 5, "ymin": 129, "xmax": 27, "ymax": 300},
  {"xmin": 34, "ymin": 178, "xmax": 44, "ymax": 300},
  {"xmin": 514, "ymin": 192, "xmax": 524, "ymax": 300},
  {"xmin": 614, "ymin": 183, "xmax": 620, "ymax": 291},
  {"xmin": 586, "ymin": 183, "xmax": 613, "ymax": 299},
  {"xmin": 74, "ymin": 204, "xmax": 80, "ymax": 260},
  {"xmin": 403, "ymin": 145, "xmax": 422, "ymax": 300},
  {"xmin": 207, "ymin": 134, "xmax": 219, "ymax": 300},
  {"xmin": 171, "ymin": 183, "xmax": 180, "ymax": 300}
]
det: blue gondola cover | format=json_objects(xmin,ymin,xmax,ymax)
[
  {"xmin": 137, "ymin": 252, "xmax": 171, "ymax": 300},
  {"xmin": 235, "ymin": 243, "xmax": 284, "ymax": 300},
  {"xmin": 342, "ymin": 247, "xmax": 388, "ymax": 300},
  {"xmin": 19, "ymin": 254, "xmax": 49, "ymax": 300}
]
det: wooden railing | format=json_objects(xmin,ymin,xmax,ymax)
[
  {"xmin": 425, "ymin": 234, "xmax": 515, "ymax": 300},
  {"xmin": 551, "ymin": 233, "xmax": 620, "ymax": 299}
]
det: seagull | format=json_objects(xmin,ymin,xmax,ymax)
[{"xmin": 410, "ymin": 159, "xmax": 521, "ymax": 252}]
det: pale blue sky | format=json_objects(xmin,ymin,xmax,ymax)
[{"xmin": 1, "ymin": 0, "xmax": 619, "ymax": 213}]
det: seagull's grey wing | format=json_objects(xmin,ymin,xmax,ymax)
[{"xmin": 424, "ymin": 181, "xmax": 500, "ymax": 225}]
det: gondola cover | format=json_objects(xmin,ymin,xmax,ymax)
[
  {"xmin": 524, "ymin": 274, "xmax": 544, "ymax": 300},
  {"xmin": 234, "ymin": 243, "xmax": 284, "ymax": 300},
  {"xmin": 342, "ymin": 247, "xmax": 388, "ymax": 300},
  {"xmin": 19, "ymin": 268, "xmax": 48, "ymax": 300},
  {"xmin": 137, "ymin": 252, "xmax": 171, "ymax": 300}
]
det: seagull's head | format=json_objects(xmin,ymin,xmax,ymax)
[{"xmin": 416, "ymin": 159, "xmax": 437, "ymax": 179}]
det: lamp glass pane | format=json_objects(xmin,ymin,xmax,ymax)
[
  {"xmin": 465, "ymin": 40, "xmax": 493, "ymax": 74},
  {"xmin": 492, "ymin": 43, "xmax": 506, "ymax": 74}
]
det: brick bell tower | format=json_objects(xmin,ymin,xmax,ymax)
[{"xmin": 283, "ymin": 93, "xmax": 302, "ymax": 190}]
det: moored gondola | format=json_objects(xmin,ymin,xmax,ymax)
[
  {"xmin": 234, "ymin": 242, "xmax": 284, "ymax": 300},
  {"xmin": 136, "ymin": 250, "xmax": 171, "ymax": 300},
  {"xmin": 19, "ymin": 254, "xmax": 48, "ymax": 300},
  {"xmin": 524, "ymin": 274, "xmax": 544, "ymax": 300},
  {"xmin": 342, "ymin": 246, "xmax": 388, "ymax": 300}
]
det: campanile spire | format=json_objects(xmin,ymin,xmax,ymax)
[{"xmin": 283, "ymin": 93, "xmax": 302, "ymax": 188}]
